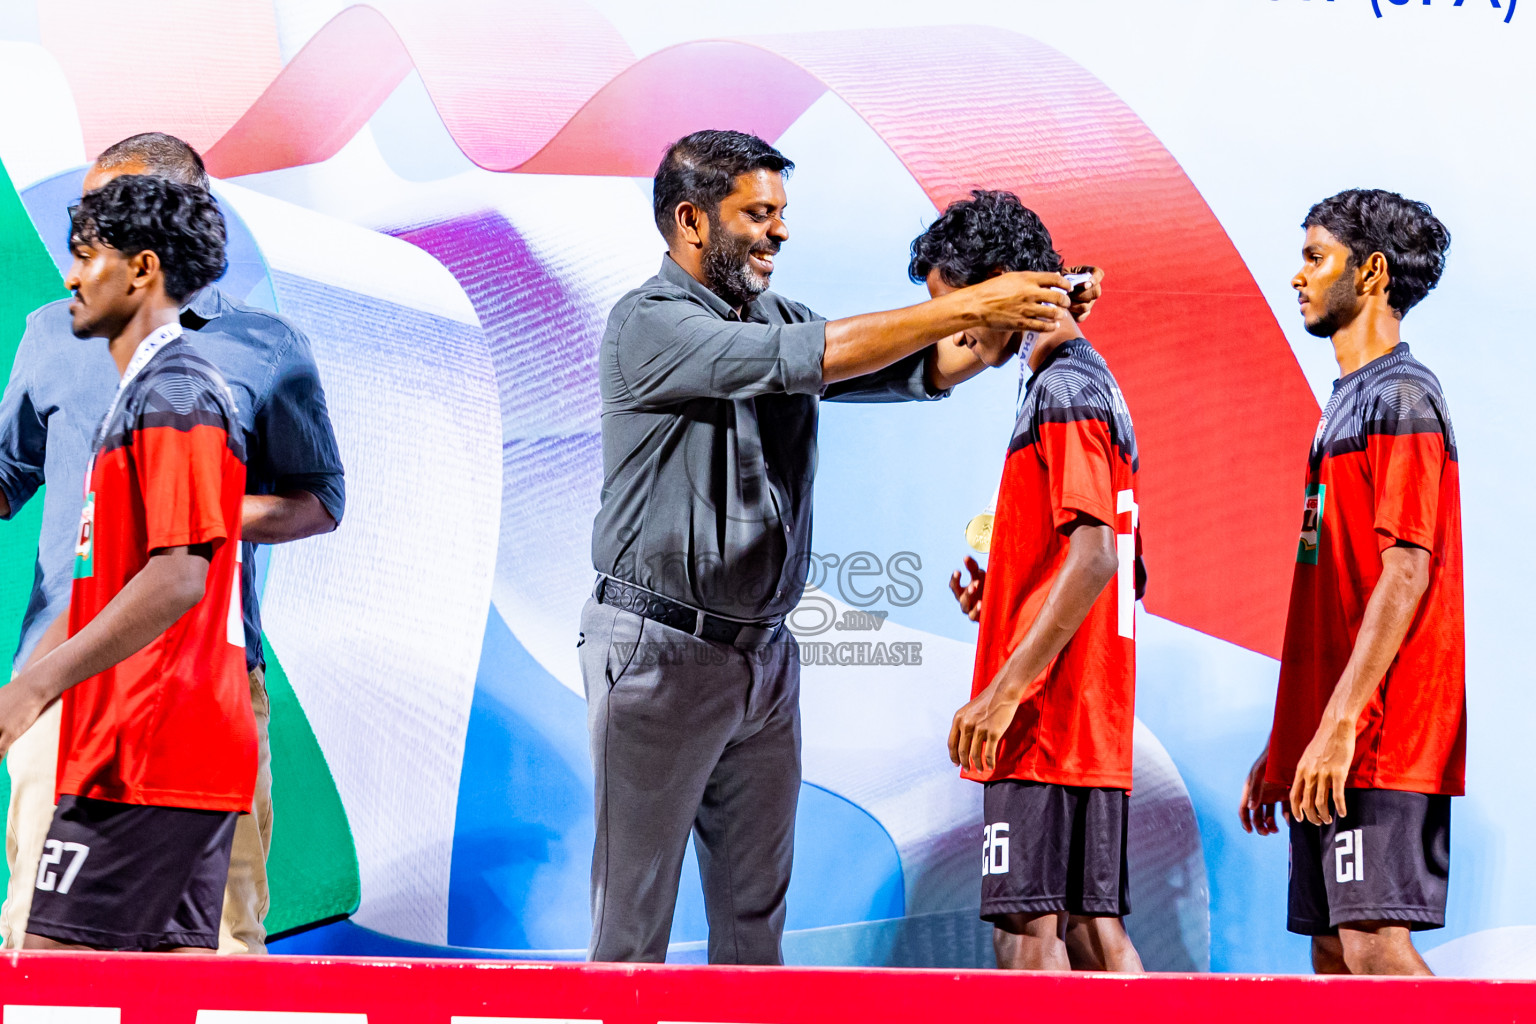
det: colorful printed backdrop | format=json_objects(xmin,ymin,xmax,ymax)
[{"xmin": 0, "ymin": 0, "xmax": 1531, "ymax": 975}]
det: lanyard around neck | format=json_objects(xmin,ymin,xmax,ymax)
[
  {"xmin": 1016, "ymin": 343, "xmax": 1034, "ymax": 417},
  {"xmin": 85, "ymin": 322, "xmax": 183, "ymax": 497}
]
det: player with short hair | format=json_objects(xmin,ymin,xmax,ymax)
[
  {"xmin": 926, "ymin": 190, "xmax": 1143, "ymax": 972},
  {"xmin": 0, "ymin": 131, "xmax": 344, "ymax": 953},
  {"xmin": 1238, "ymin": 188, "xmax": 1461, "ymax": 976},
  {"xmin": 0, "ymin": 174, "xmax": 253, "ymax": 952},
  {"xmin": 94, "ymin": 131, "xmax": 212, "ymax": 190}
]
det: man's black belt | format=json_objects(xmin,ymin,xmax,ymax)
[{"xmin": 594, "ymin": 576, "xmax": 782, "ymax": 647}]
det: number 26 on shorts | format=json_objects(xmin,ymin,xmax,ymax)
[{"xmin": 982, "ymin": 823, "xmax": 1009, "ymax": 876}]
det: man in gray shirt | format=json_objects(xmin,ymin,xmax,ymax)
[{"xmin": 584, "ymin": 130, "xmax": 1100, "ymax": 964}]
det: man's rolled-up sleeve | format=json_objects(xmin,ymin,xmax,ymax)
[
  {"xmin": 822, "ymin": 347, "xmax": 951, "ymax": 404},
  {"xmin": 0, "ymin": 319, "xmax": 48, "ymax": 517},
  {"xmin": 254, "ymin": 328, "xmax": 345, "ymax": 524},
  {"xmin": 615, "ymin": 295, "xmax": 826, "ymax": 406}
]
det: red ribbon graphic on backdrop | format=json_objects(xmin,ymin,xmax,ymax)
[{"xmin": 39, "ymin": 0, "xmax": 1323, "ymax": 657}]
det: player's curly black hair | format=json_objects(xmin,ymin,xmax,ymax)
[
  {"xmin": 653, "ymin": 130, "xmax": 794, "ymax": 241},
  {"xmin": 1303, "ymin": 189, "xmax": 1450, "ymax": 319},
  {"xmin": 70, "ymin": 174, "xmax": 227, "ymax": 302},
  {"xmin": 908, "ymin": 190, "xmax": 1064, "ymax": 288}
]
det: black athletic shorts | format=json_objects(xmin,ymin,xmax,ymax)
[
  {"xmin": 980, "ymin": 780, "xmax": 1131, "ymax": 921},
  {"xmin": 28, "ymin": 794, "xmax": 238, "ymax": 951},
  {"xmin": 1288, "ymin": 787, "xmax": 1450, "ymax": 936}
]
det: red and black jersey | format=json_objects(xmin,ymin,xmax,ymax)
[
  {"xmin": 61, "ymin": 330, "xmax": 255, "ymax": 813},
  {"xmin": 966, "ymin": 338, "xmax": 1142, "ymax": 789},
  {"xmin": 1267, "ymin": 343, "xmax": 1465, "ymax": 796}
]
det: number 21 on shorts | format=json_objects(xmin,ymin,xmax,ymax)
[{"xmin": 1335, "ymin": 828, "xmax": 1365, "ymax": 884}]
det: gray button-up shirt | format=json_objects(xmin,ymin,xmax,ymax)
[{"xmin": 591, "ymin": 255, "xmax": 948, "ymax": 621}]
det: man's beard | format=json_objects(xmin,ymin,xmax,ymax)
[
  {"xmin": 702, "ymin": 220, "xmax": 776, "ymax": 309},
  {"xmin": 1303, "ymin": 269, "xmax": 1360, "ymax": 338}
]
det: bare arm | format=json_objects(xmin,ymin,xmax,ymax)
[
  {"xmin": 1290, "ymin": 543, "xmax": 1431, "ymax": 825},
  {"xmin": 949, "ymin": 520, "xmax": 1118, "ymax": 772},
  {"xmin": 0, "ymin": 492, "xmax": 8, "ymax": 519},
  {"xmin": 921, "ymin": 268, "xmax": 1106, "ymax": 392},
  {"xmin": 822, "ymin": 271, "xmax": 1070, "ymax": 384},
  {"xmin": 242, "ymin": 490, "xmax": 337, "ymax": 545},
  {"xmin": 0, "ymin": 545, "xmax": 211, "ymax": 759},
  {"xmin": 18, "ymin": 609, "xmax": 70, "ymax": 674},
  {"xmin": 924, "ymin": 334, "xmax": 989, "ymax": 393}
]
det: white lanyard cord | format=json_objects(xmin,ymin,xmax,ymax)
[
  {"xmin": 84, "ymin": 322, "xmax": 183, "ymax": 497},
  {"xmin": 1016, "ymin": 346, "xmax": 1033, "ymax": 417}
]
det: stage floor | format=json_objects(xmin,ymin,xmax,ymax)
[{"xmin": 4, "ymin": 953, "xmax": 1536, "ymax": 1024}]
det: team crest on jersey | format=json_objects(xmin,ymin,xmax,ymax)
[
  {"xmin": 1312, "ymin": 415, "xmax": 1329, "ymax": 452},
  {"xmin": 1296, "ymin": 483, "xmax": 1325, "ymax": 564},
  {"xmin": 72, "ymin": 492, "xmax": 95, "ymax": 579}
]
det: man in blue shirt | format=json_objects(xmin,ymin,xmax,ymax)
[{"xmin": 0, "ymin": 133, "xmax": 345, "ymax": 953}]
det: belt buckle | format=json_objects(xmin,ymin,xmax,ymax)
[{"xmin": 733, "ymin": 624, "xmax": 776, "ymax": 648}]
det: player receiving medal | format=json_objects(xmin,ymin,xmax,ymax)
[{"xmin": 917, "ymin": 191, "xmax": 1144, "ymax": 972}]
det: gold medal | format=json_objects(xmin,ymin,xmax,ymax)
[
  {"xmin": 965, "ymin": 487, "xmax": 1000, "ymax": 553},
  {"xmin": 965, "ymin": 512, "xmax": 993, "ymax": 553}
]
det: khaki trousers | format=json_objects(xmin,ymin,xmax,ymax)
[{"xmin": 0, "ymin": 668, "xmax": 274, "ymax": 953}]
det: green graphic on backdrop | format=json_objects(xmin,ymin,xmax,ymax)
[
  {"xmin": 261, "ymin": 638, "xmax": 361, "ymax": 936},
  {"xmin": 0, "ymin": 156, "xmax": 358, "ymax": 936},
  {"xmin": 0, "ymin": 156, "xmax": 61, "ymax": 670},
  {"xmin": 0, "ymin": 154, "xmax": 66, "ymax": 900}
]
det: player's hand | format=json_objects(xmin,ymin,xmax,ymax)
[
  {"xmin": 1065, "ymin": 265, "xmax": 1105, "ymax": 322},
  {"xmin": 948, "ymin": 684, "xmax": 1020, "ymax": 773},
  {"xmin": 0, "ymin": 672, "xmax": 50, "ymax": 763},
  {"xmin": 1238, "ymin": 746, "xmax": 1288, "ymax": 836},
  {"xmin": 966, "ymin": 271, "xmax": 1070, "ymax": 334},
  {"xmin": 948, "ymin": 557, "xmax": 986, "ymax": 622},
  {"xmin": 1290, "ymin": 718, "xmax": 1354, "ymax": 825}
]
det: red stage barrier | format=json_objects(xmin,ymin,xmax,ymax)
[{"xmin": 2, "ymin": 953, "xmax": 1535, "ymax": 1024}]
